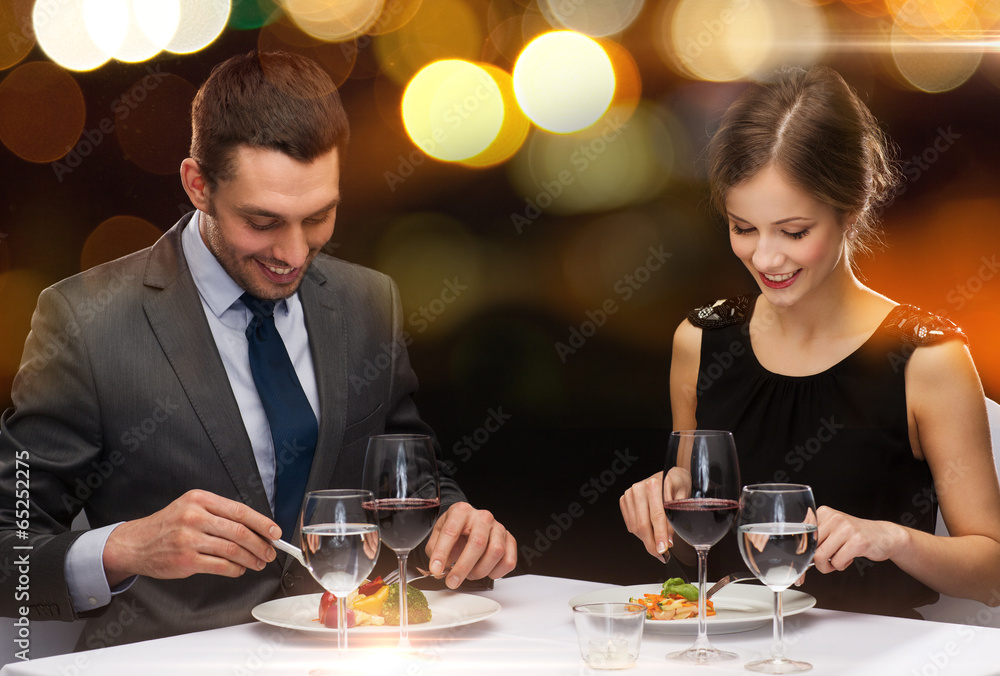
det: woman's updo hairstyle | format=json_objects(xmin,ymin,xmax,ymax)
[{"xmin": 707, "ymin": 66, "xmax": 900, "ymax": 265}]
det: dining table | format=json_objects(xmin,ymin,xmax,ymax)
[{"xmin": 2, "ymin": 573, "xmax": 998, "ymax": 675}]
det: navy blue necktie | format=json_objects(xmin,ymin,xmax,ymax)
[{"xmin": 242, "ymin": 293, "xmax": 318, "ymax": 540}]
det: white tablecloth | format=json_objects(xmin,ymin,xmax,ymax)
[{"xmin": 3, "ymin": 574, "xmax": 999, "ymax": 675}]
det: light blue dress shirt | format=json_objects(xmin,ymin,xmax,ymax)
[{"xmin": 65, "ymin": 211, "xmax": 320, "ymax": 612}]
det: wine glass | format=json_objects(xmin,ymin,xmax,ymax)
[
  {"xmin": 737, "ymin": 484, "xmax": 818, "ymax": 673},
  {"xmin": 362, "ymin": 434, "xmax": 441, "ymax": 649},
  {"xmin": 663, "ymin": 430, "xmax": 741, "ymax": 663},
  {"xmin": 299, "ymin": 489, "xmax": 380, "ymax": 652}
]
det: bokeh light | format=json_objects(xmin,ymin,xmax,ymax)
[
  {"xmin": 402, "ymin": 60, "xmax": 505, "ymax": 162},
  {"xmin": 0, "ymin": 270, "xmax": 49, "ymax": 386},
  {"xmin": 538, "ymin": 0, "xmax": 645, "ymax": 37},
  {"xmin": 459, "ymin": 64, "xmax": 531, "ymax": 168},
  {"xmin": 0, "ymin": 0, "xmax": 35, "ymax": 70},
  {"xmin": 891, "ymin": 12, "xmax": 982, "ymax": 92},
  {"xmin": 513, "ymin": 31, "xmax": 615, "ymax": 134},
  {"xmin": 507, "ymin": 102, "xmax": 673, "ymax": 217},
  {"xmin": 282, "ymin": 0, "xmax": 385, "ymax": 42},
  {"xmin": 366, "ymin": 0, "xmax": 424, "ymax": 35},
  {"xmin": 661, "ymin": 0, "xmax": 774, "ymax": 82},
  {"xmin": 228, "ymin": 0, "xmax": 281, "ymax": 29},
  {"xmin": 81, "ymin": 215, "xmax": 163, "ymax": 271},
  {"xmin": 0, "ymin": 61, "xmax": 86, "ymax": 163},
  {"xmin": 600, "ymin": 39, "xmax": 642, "ymax": 125},
  {"xmin": 34, "ymin": 0, "xmax": 114, "ymax": 71},
  {"xmin": 165, "ymin": 0, "xmax": 230, "ymax": 54},
  {"xmin": 115, "ymin": 74, "xmax": 197, "ymax": 174},
  {"xmin": 374, "ymin": 0, "xmax": 483, "ymax": 86},
  {"xmin": 86, "ymin": 0, "xmax": 181, "ymax": 64},
  {"xmin": 258, "ymin": 15, "xmax": 358, "ymax": 87}
]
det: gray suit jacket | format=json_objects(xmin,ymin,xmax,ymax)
[{"xmin": 0, "ymin": 213, "xmax": 465, "ymax": 648}]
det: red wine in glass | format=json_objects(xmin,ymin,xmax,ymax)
[
  {"xmin": 663, "ymin": 498, "xmax": 739, "ymax": 547},
  {"xmin": 364, "ymin": 497, "xmax": 440, "ymax": 551}
]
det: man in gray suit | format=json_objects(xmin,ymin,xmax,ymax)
[{"xmin": 0, "ymin": 51, "xmax": 516, "ymax": 649}]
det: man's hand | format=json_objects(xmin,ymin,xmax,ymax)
[
  {"xmin": 103, "ymin": 489, "xmax": 279, "ymax": 586},
  {"xmin": 424, "ymin": 502, "xmax": 517, "ymax": 589}
]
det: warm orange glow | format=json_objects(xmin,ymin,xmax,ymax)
[
  {"xmin": 258, "ymin": 15, "xmax": 357, "ymax": 87},
  {"xmin": 374, "ymin": 0, "xmax": 483, "ymax": 86},
  {"xmin": 366, "ymin": 0, "xmax": 424, "ymax": 35},
  {"xmin": 0, "ymin": 61, "xmax": 86, "ymax": 163},
  {"xmin": 81, "ymin": 216, "xmax": 163, "ymax": 271},
  {"xmin": 283, "ymin": 0, "xmax": 385, "ymax": 42},
  {"xmin": 0, "ymin": 0, "xmax": 35, "ymax": 70}
]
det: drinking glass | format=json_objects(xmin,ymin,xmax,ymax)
[
  {"xmin": 362, "ymin": 434, "xmax": 441, "ymax": 649},
  {"xmin": 737, "ymin": 484, "xmax": 818, "ymax": 673},
  {"xmin": 663, "ymin": 430, "xmax": 741, "ymax": 663},
  {"xmin": 299, "ymin": 489, "xmax": 380, "ymax": 652}
]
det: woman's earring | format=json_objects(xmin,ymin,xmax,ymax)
[{"xmin": 846, "ymin": 223, "xmax": 857, "ymax": 240}]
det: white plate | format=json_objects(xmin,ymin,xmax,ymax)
[
  {"xmin": 252, "ymin": 591, "xmax": 501, "ymax": 637},
  {"xmin": 568, "ymin": 583, "xmax": 816, "ymax": 635}
]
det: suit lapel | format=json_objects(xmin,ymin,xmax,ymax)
[
  {"xmin": 298, "ymin": 264, "xmax": 348, "ymax": 503},
  {"xmin": 142, "ymin": 218, "xmax": 272, "ymax": 518}
]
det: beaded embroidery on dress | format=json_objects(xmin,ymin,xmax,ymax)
[
  {"xmin": 687, "ymin": 295, "xmax": 754, "ymax": 329},
  {"xmin": 881, "ymin": 305, "xmax": 966, "ymax": 345},
  {"xmin": 688, "ymin": 296, "xmax": 967, "ymax": 345}
]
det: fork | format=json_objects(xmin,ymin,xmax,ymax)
[
  {"xmin": 382, "ymin": 565, "xmax": 449, "ymax": 586},
  {"xmin": 706, "ymin": 562, "xmax": 816, "ymax": 598}
]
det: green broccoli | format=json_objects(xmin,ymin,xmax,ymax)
[{"xmin": 381, "ymin": 583, "xmax": 432, "ymax": 625}]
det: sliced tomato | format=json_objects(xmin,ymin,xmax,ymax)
[
  {"xmin": 318, "ymin": 591, "xmax": 336, "ymax": 625},
  {"xmin": 358, "ymin": 576, "xmax": 384, "ymax": 597}
]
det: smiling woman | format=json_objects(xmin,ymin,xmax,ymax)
[{"xmin": 620, "ymin": 64, "xmax": 1000, "ymax": 621}]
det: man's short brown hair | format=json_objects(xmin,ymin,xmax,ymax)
[{"xmin": 189, "ymin": 51, "xmax": 350, "ymax": 189}]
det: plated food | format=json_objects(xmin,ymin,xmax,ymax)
[
  {"xmin": 316, "ymin": 576, "xmax": 432, "ymax": 628},
  {"xmin": 629, "ymin": 578, "xmax": 715, "ymax": 621},
  {"xmin": 568, "ymin": 583, "xmax": 816, "ymax": 635}
]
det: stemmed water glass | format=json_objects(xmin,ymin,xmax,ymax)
[
  {"xmin": 663, "ymin": 430, "xmax": 741, "ymax": 663},
  {"xmin": 362, "ymin": 434, "xmax": 441, "ymax": 649},
  {"xmin": 299, "ymin": 489, "xmax": 380, "ymax": 653},
  {"xmin": 737, "ymin": 484, "xmax": 818, "ymax": 673}
]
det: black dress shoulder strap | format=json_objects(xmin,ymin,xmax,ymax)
[
  {"xmin": 687, "ymin": 295, "xmax": 755, "ymax": 329},
  {"xmin": 880, "ymin": 305, "xmax": 967, "ymax": 346}
]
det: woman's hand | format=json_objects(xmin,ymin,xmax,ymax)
[
  {"xmin": 812, "ymin": 505, "xmax": 907, "ymax": 574},
  {"xmin": 620, "ymin": 469, "xmax": 692, "ymax": 562}
]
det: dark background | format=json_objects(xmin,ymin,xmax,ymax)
[{"xmin": 1, "ymin": 1, "xmax": 998, "ymax": 587}]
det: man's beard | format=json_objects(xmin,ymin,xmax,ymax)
[{"xmin": 200, "ymin": 207, "xmax": 306, "ymax": 301}]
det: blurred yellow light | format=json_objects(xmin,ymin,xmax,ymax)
[
  {"xmin": 890, "ymin": 0, "xmax": 976, "ymax": 37},
  {"xmin": 367, "ymin": 0, "xmax": 423, "ymax": 35},
  {"xmin": 459, "ymin": 64, "xmax": 530, "ymax": 168},
  {"xmin": 35, "ymin": 0, "xmax": 114, "ymax": 71},
  {"xmin": 513, "ymin": 31, "xmax": 615, "ymax": 134},
  {"xmin": 0, "ymin": 0, "xmax": 35, "ymax": 70},
  {"xmin": 600, "ymin": 39, "xmax": 642, "ymax": 125},
  {"xmin": 538, "ymin": 0, "xmax": 645, "ymax": 37},
  {"xmin": 282, "ymin": 0, "xmax": 384, "ymax": 42},
  {"xmin": 891, "ymin": 11, "xmax": 982, "ymax": 92},
  {"xmin": 166, "ymin": 0, "xmax": 230, "ymax": 54},
  {"xmin": 402, "ymin": 60, "xmax": 505, "ymax": 162},
  {"xmin": 258, "ymin": 16, "xmax": 357, "ymax": 87},
  {"xmin": 85, "ymin": 0, "xmax": 181, "ymax": 63},
  {"xmin": 506, "ymin": 102, "xmax": 673, "ymax": 219},
  {"xmin": 374, "ymin": 0, "xmax": 483, "ymax": 86},
  {"xmin": 663, "ymin": 0, "xmax": 774, "ymax": 82},
  {"xmin": 0, "ymin": 61, "xmax": 86, "ymax": 163}
]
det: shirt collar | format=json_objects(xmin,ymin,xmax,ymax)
[{"xmin": 181, "ymin": 210, "xmax": 290, "ymax": 318}]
